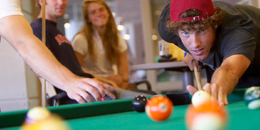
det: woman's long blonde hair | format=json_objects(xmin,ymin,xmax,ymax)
[{"xmin": 76, "ymin": 0, "xmax": 120, "ymax": 65}]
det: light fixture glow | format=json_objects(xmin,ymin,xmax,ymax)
[
  {"xmin": 117, "ymin": 25, "xmax": 124, "ymax": 31},
  {"xmin": 63, "ymin": 14, "xmax": 69, "ymax": 19},
  {"xmin": 152, "ymin": 35, "xmax": 158, "ymax": 41},
  {"xmin": 124, "ymin": 34, "xmax": 130, "ymax": 40},
  {"xmin": 64, "ymin": 23, "xmax": 71, "ymax": 28}
]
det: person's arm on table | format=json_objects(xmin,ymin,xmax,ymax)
[
  {"xmin": 187, "ymin": 55, "xmax": 250, "ymax": 106},
  {"xmin": 95, "ymin": 76, "xmax": 119, "ymax": 88},
  {"xmin": 108, "ymin": 50, "xmax": 130, "ymax": 87},
  {"xmin": 74, "ymin": 51, "xmax": 119, "ymax": 88},
  {"xmin": 207, "ymin": 55, "xmax": 250, "ymax": 105},
  {"xmin": 83, "ymin": 67, "xmax": 119, "ymax": 88},
  {"xmin": 0, "ymin": 15, "xmax": 115, "ymax": 103},
  {"xmin": 117, "ymin": 50, "xmax": 130, "ymax": 82}
]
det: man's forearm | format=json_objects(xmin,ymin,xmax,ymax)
[
  {"xmin": 17, "ymin": 37, "xmax": 77, "ymax": 90},
  {"xmin": 0, "ymin": 15, "xmax": 76, "ymax": 91},
  {"xmin": 211, "ymin": 66, "xmax": 239, "ymax": 95},
  {"xmin": 210, "ymin": 55, "xmax": 251, "ymax": 95}
]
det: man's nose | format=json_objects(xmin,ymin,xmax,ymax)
[
  {"xmin": 191, "ymin": 34, "xmax": 201, "ymax": 48},
  {"xmin": 58, "ymin": 0, "xmax": 67, "ymax": 5}
]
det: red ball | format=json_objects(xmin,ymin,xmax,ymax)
[
  {"xmin": 186, "ymin": 100, "xmax": 228, "ymax": 130},
  {"xmin": 145, "ymin": 96, "xmax": 173, "ymax": 122}
]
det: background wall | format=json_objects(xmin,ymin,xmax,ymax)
[{"xmin": 0, "ymin": 1, "xmax": 40, "ymax": 112}]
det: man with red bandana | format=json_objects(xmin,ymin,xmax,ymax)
[{"xmin": 158, "ymin": 0, "xmax": 260, "ymax": 106}]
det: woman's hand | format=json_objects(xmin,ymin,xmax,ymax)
[{"xmin": 108, "ymin": 75, "xmax": 124, "ymax": 87}]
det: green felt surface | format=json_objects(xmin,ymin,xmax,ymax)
[
  {"xmin": 1, "ymin": 88, "xmax": 260, "ymax": 130},
  {"xmin": 67, "ymin": 102, "xmax": 260, "ymax": 130}
]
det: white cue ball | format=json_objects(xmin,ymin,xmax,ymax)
[{"xmin": 192, "ymin": 90, "xmax": 211, "ymax": 107}]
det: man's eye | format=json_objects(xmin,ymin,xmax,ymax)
[
  {"xmin": 199, "ymin": 29, "xmax": 205, "ymax": 33},
  {"xmin": 182, "ymin": 32, "xmax": 189, "ymax": 36}
]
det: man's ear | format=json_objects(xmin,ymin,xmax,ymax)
[
  {"xmin": 38, "ymin": 0, "xmax": 42, "ymax": 6},
  {"xmin": 38, "ymin": 0, "xmax": 48, "ymax": 6}
]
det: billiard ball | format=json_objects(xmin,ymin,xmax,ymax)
[
  {"xmin": 25, "ymin": 106, "xmax": 51, "ymax": 124},
  {"xmin": 22, "ymin": 114, "xmax": 70, "ymax": 130},
  {"xmin": 244, "ymin": 87, "xmax": 260, "ymax": 110},
  {"xmin": 192, "ymin": 90, "xmax": 211, "ymax": 107},
  {"xmin": 186, "ymin": 100, "xmax": 228, "ymax": 130},
  {"xmin": 145, "ymin": 96, "xmax": 173, "ymax": 122},
  {"xmin": 132, "ymin": 95, "xmax": 148, "ymax": 112},
  {"xmin": 101, "ymin": 97, "xmax": 105, "ymax": 101}
]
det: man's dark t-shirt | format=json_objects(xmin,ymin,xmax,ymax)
[
  {"xmin": 31, "ymin": 18, "xmax": 94, "ymax": 104},
  {"xmin": 158, "ymin": 1, "xmax": 260, "ymax": 88}
]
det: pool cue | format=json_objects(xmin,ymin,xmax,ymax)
[
  {"xmin": 194, "ymin": 63, "xmax": 202, "ymax": 91},
  {"xmin": 41, "ymin": 0, "xmax": 47, "ymax": 107}
]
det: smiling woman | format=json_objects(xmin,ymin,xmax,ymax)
[
  {"xmin": 87, "ymin": 2, "xmax": 110, "ymax": 28},
  {"xmin": 71, "ymin": 0, "xmax": 131, "ymax": 88}
]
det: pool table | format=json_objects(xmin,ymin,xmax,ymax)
[{"xmin": 0, "ymin": 88, "xmax": 260, "ymax": 130}]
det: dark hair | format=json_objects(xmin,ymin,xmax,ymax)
[{"xmin": 166, "ymin": 7, "xmax": 223, "ymax": 34}]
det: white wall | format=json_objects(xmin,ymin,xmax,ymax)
[
  {"xmin": 0, "ymin": 38, "xmax": 29, "ymax": 111},
  {"xmin": 22, "ymin": 0, "xmax": 41, "ymax": 109},
  {"xmin": 0, "ymin": 1, "xmax": 40, "ymax": 112}
]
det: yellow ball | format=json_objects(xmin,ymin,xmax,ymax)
[
  {"xmin": 25, "ymin": 107, "xmax": 51, "ymax": 124},
  {"xmin": 22, "ymin": 114, "xmax": 70, "ymax": 130}
]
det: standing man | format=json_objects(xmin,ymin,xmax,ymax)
[
  {"xmin": 158, "ymin": 0, "xmax": 260, "ymax": 105},
  {"xmin": 0, "ymin": 0, "xmax": 115, "ymax": 105}
]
